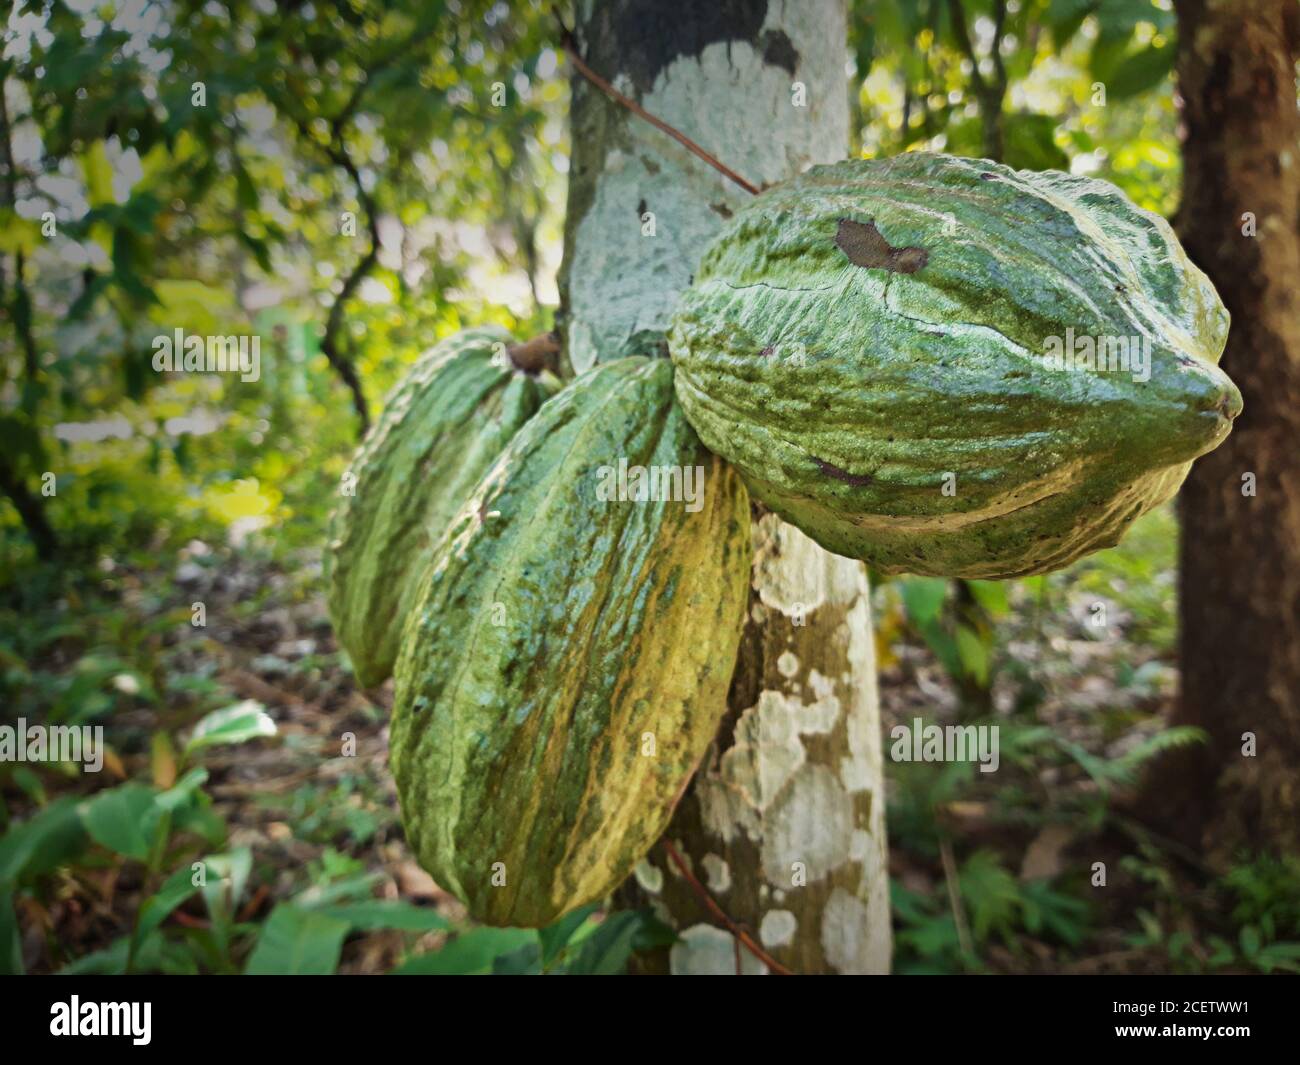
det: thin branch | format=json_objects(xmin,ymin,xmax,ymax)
[
  {"xmin": 0, "ymin": 71, "xmax": 57, "ymax": 559},
  {"xmin": 661, "ymin": 840, "xmax": 793, "ymax": 975},
  {"xmin": 990, "ymin": 0, "xmax": 1009, "ymax": 97},
  {"xmin": 334, "ymin": 22, "xmax": 441, "ymax": 132},
  {"xmin": 946, "ymin": 0, "xmax": 1008, "ymax": 161},
  {"xmin": 554, "ymin": 13, "xmax": 760, "ymax": 196},
  {"xmin": 294, "ymin": 118, "xmax": 375, "ymax": 434},
  {"xmin": 946, "ymin": 0, "xmax": 988, "ymax": 95},
  {"xmin": 281, "ymin": 24, "xmax": 443, "ymax": 436}
]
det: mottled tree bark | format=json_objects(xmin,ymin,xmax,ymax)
[
  {"xmin": 560, "ymin": 0, "xmax": 890, "ymax": 973},
  {"xmin": 1150, "ymin": 0, "xmax": 1300, "ymax": 860}
]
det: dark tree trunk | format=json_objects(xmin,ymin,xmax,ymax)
[
  {"xmin": 0, "ymin": 458, "xmax": 58, "ymax": 561},
  {"xmin": 1150, "ymin": 0, "xmax": 1300, "ymax": 861}
]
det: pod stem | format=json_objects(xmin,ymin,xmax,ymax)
[{"xmin": 506, "ymin": 332, "xmax": 561, "ymax": 374}]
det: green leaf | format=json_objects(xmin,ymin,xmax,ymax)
[
  {"xmin": 1003, "ymin": 112, "xmax": 1071, "ymax": 172},
  {"xmin": 237, "ymin": 230, "xmax": 273, "ymax": 273},
  {"xmin": 292, "ymin": 871, "xmax": 383, "ymax": 908},
  {"xmin": 234, "ymin": 160, "xmax": 259, "ymax": 212},
  {"xmin": 919, "ymin": 621, "xmax": 962, "ymax": 679},
  {"xmin": 80, "ymin": 140, "xmax": 115, "ymax": 207},
  {"xmin": 0, "ymin": 210, "xmax": 43, "ymax": 255},
  {"xmin": 391, "ymin": 928, "xmax": 537, "ymax": 975},
  {"xmin": 1105, "ymin": 41, "xmax": 1176, "ymax": 100},
  {"xmin": 900, "ymin": 577, "xmax": 948, "ymax": 628},
  {"xmin": 564, "ymin": 911, "xmax": 644, "ymax": 975},
  {"xmin": 244, "ymin": 904, "xmax": 351, "ymax": 975},
  {"xmin": 110, "ymin": 226, "xmax": 157, "ymax": 305},
  {"xmin": 959, "ymin": 849, "xmax": 1021, "ymax": 944},
  {"xmin": 955, "ymin": 624, "xmax": 991, "ymax": 686},
  {"xmin": 538, "ymin": 904, "xmax": 598, "ymax": 966},
  {"xmin": 184, "ymin": 700, "xmax": 276, "ymax": 756},
  {"xmin": 0, "ymin": 797, "xmax": 88, "ymax": 882},
  {"xmin": 1254, "ymin": 942, "xmax": 1300, "ymax": 974},
  {"xmin": 492, "ymin": 942, "xmax": 543, "ymax": 974},
  {"xmin": 59, "ymin": 935, "xmax": 132, "ymax": 975},
  {"xmin": 79, "ymin": 784, "xmax": 159, "ymax": 861},
  {"xmin": 132, "ymin": 863, "xmax": 202, "ymax": 960},
  {"xmin": 1047, "ymin": 0, "xmax": 1095, "ymax": 47},
  {"xmin": 316, "ymin": 901, "xmax": 449, "ymax": 933},
  {"xmin": 966, "ymin": 580, "xmax": 1009, "ymax": 617},
  {"xmin": 155, "ymin": 767, "xmax": 209, "ymax": 812}
]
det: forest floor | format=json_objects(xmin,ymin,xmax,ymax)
[{"xmin": 6, "ymin": 508, "xmax": 1292, "ymax": 974}]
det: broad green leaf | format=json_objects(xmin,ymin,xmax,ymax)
[
  {"xmin": 244, "ymin": 904, "xmax": 350, "ymax": 975},
  {"xmin": 492, "ymin": 942, "xmax": 543, "ymax": 974},
  {"xmin": 0, "ymin": 797, "xmax": 88, "ymax": 882},
  {"xmin": 1047, "ymin": 0, "xmax": 1095, "ymax": 46},
  {"xmin": 391, "ymin": 928, "xmax": 537, "ymax": 975},
  {"xmin": 59, "ymin": 935, "xmax": 132, "ymax": 975},
  {"xmin": 966, "ymin": 580, "xmax": 1010, "ymax": 617},
  {"xmin": 155, "ymin": 767, "xmax": 208, "ymax": 812},
  {"xmin": 1106, "ymin": 41, "xmax": 1176, "ymax": 100},
  {"xmin": 955, "ymin": 624, "xmax": 991, "ymax": 686},
  {"xmin": 564, "ymin": 911, "xmax": 644, "ymax": 975},
  {"xmin": 81, "ymin": 140, "xmax": 115, "ymax": 207},
  {"xmin": 0, "ymin": 211, "xmax": 43, "ymax": 255},
  {"xmin": 538, "ymin": 904, "xmax": 598, "ymax": 966},
  {"xmin": 132, "ymin": 862, "xmax": 202, "ymax": 959},
  {"xmin": 184, "ymin": 700, "xmax": 276, "ymax": 756},
  {"xmin": 292, "ymin": 871, "xmax": 383, "ymax": 909},
  {"xmin": 79, "ymin": 784, "xmax": 159, "ymax": 861},
  {"xmin": 1003, "ymin": 112, "xmax": 1071, "ymax": 172},
  {"xmin": 900, "ymin": 577, "xmax": 948, "ymax": 628},
  {"xmin": 316, "ymin": 901, "xmax": 449, "ymax": 933}
]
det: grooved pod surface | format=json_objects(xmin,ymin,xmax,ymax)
[
  {"xmin": 325, "ymin": 327, "xmax": 547, "ymax": 687},
  {"xmin": 670, "ymin": 153, "xmax": 1241, "ymax": 577},
  {"xmin": 390, "ymin": 357, "xmax": 752, "ymax": 927}
]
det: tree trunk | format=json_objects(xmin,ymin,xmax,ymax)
[
  {"xmin": 1152, "ymin": 0, "xmax": 1300, "ymax": 860},
  {"xmin": 560, "ymin": 0, "xmax": 891, "ymax": 973}
]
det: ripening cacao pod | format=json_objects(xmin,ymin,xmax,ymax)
[
  {"xmin": 390, "ymin": 357, "xmax": 751, "ymax": 927},
  {"xmin": 670, "ymin": 153, "xmax": 1241, "ymax": 578},
  {"xmin": 325, "ymin": 327, "xmax": 553, "ymax": 688}
]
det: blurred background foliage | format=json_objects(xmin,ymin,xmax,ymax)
[{"xmin": 1, "ymin": 0, "xmax": 1296, "ymax": 975}]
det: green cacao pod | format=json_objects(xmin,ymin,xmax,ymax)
[
  {"xmin": 670, "ymin": 152, "xmax": 1241, "ymax": 578},
  {"xmin": 326, "ymin": 327, "xmax": 552, "ymax": 688},
  {"xmin": 390, "ymin": 357, "xmax": 751, "ymax": 927}
]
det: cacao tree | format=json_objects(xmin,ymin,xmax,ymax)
[{"xmin": 559, "ymin": 0, "xmax": 892, "ymax": 975}]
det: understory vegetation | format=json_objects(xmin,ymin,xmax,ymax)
[{"xmin": 4, "ymin": 0, "xmax": 1297, "ymax": 974}]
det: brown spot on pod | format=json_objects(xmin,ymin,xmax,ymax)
[
  {"xmin": 834, "ymin": 218, "xmax": 928, "ymax": 274},
  {"xmin": 812, "ymin": 456, "xmax": 874, "ymax": 487}
]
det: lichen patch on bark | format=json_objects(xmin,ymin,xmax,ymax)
[
  {"xmin": 760, "ymin": 764, "xmax": 854, "ymax": 886},
  {"xmin": 760, "ymin": 908, "xmax": 798, "ymax": 948}
]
